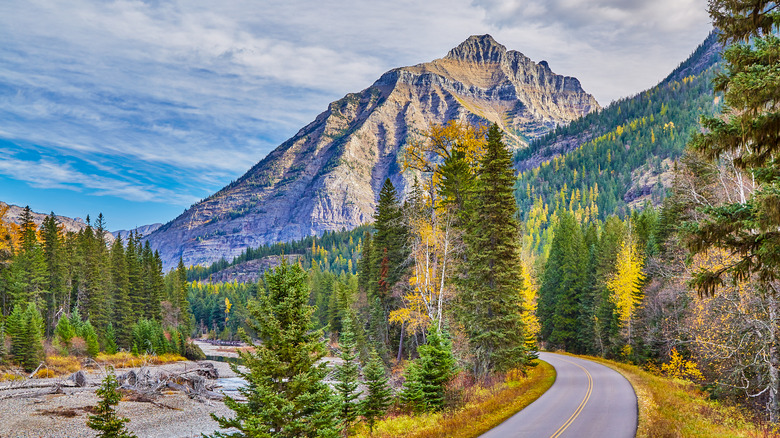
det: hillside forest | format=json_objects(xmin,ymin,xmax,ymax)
[{"xmin": 2, "ymin": 0, "xmax": 780, "ymax": 433}]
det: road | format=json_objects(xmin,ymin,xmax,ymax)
[{"xmin": 480, "ymin": 352, "xmax": 637, "ymax": 438}]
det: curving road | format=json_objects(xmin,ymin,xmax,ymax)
[{"xmin": 480, "ymin": 352, "xmax": 637, "ymax": 438}]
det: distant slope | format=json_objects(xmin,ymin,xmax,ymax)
[
  {"xmin": 148, "ymin": 34, "xmax": 599, "ymax": 269},
  {"xmin": 515, "ymin": 31, "xmax": 721, "ymax": 254},
  {"xmin": 0, "ymin": 201, "xmax": 114, "ymax": 241}
]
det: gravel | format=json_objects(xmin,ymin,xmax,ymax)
[{"xmin": 0, "ymin": 361, "xmax": 240, "ymax": 438}]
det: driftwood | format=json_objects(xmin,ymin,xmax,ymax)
[
  {"xmin": 1, "ymin": 363, "xmax": 225, "ymax": 404},
  {"xmin": 116, "ymin": 366, "xmax": 224, "ymax": 402}
]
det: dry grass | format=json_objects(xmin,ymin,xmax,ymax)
[
  {"xmin": 0, "ymin": 372, "xmax": 25, "ymax": 382},
  {"xmin": 94, "ymin": 352, "xmax": 185, "ymax": 368},
  {"xmin": 582, "ymin": 355, "xmax": 767, "ymax": 438},
  {"xmin": 45, "ymin": 355, "xmax": 81, "ymax": 375},
  {"xmin": 352, "ymin": 360, "xmax": 555, "ymax": 438}
]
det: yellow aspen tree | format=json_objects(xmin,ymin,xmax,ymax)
[
  {"xmin": 607, "ymin": 237, "xmax": 645, "ymax": 347},
  {"xmin": 520, "ymin": 258, "xmax": 540, "ymax": 348}
]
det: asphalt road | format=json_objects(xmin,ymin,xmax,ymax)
[{"xmin": 480, "ymin": 352, "xmax": 637, "ymax": 438}]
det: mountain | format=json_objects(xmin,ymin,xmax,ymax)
[
  {"xmin": 148, "ymin": 34, "xmax": 599, "ymax": 269},
  {"xmin": 515, "ymin": 31, "xmax": 721, "ymax": 256},
  {"xmin": 112, "ymin": 223, "xmax": 163, "ymax": 239},
  {"xmin": 0, "ymin": 201, "xmax": 114, "ymax": 241}
]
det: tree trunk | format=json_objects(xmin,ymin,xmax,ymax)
[
  {"xmin": 397, "ymin": 321, "xmax": 405, "ymax": 362},
  {"xmin": 769, "ymin": 290, "xmax": 779, "ymax": 423}
]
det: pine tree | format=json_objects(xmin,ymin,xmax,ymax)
[
  {"xmin": 87, "ymin": 370, "xmax": 137, "ymax": 438},
  {"xmin": 209, "ymin": 262, "xmax": 339, "ymax": 438},
  {"xmin": 401, "ymin": 324, "xmax": 455, "ymax": 412},
  {"xmin": 334, "ymin": 314, "xmax": 362, "ymax": 429},
  {"xmin": 360, "ymin": 348, "xmax": 393, "ymax": 433},
  {"xmin": 459, "ymin": 124, "xmax": 529, "ymax": 376},
  {"xmin": 21, "ymin": 303, "xmax": 43, "ymax": 371}
]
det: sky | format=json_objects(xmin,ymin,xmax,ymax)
[{"xmin": 0, "ymin": 0, "xmax": 713, "ymax": 231}]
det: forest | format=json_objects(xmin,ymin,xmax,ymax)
[{"xmin": 2, "ymin": 0, "xmax": 780, "ymax": 434}]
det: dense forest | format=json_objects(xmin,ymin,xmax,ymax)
[{"xmin": 0, "ymin": 209, "xmax": 200, "ymax": 370}]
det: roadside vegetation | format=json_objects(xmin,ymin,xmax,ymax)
[
  {"xmin": 352, "ymin": 360, "xmax": 554, "ymax": 438},
  {"xmin": 581, "ymin": 354, "xmax": 766, "ymax": 438}
]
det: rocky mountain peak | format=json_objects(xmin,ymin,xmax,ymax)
[{"xmin": 445, "ymin": 34, "xmax": 507, "ymax": 63}]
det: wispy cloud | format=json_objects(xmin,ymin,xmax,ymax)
[{"xmin": 0, "ymin": 0, "xmax": 712, "ymax": 227}]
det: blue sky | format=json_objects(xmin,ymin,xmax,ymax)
[{"xmin": 0, "ymin": 0, "xmax": 712, "ymax": 231}]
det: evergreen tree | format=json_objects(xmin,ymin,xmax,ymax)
[
  {"xmin": 176, "ymin": 257, "xmax": 191, "ymax": 330},
  {"xmin": 0, "ymin": 322, "xmax": 5, "ymax": 363},
  {"xmin": 110, "ymin": 234, "xmax": 134, "ymax": 349},
  {"xmin": 55, "ymin": 314, "xmax": 75, "ymax": 351},
  {"xmin": 40, "ymin": 213, "xmax": 65, "ymax": 337},
  {"xmin": 360, "ymin": 348, "xmax": 393, "ymax": 433},
  {"xmin": 400, "ymin": 324, "xmax": 456, "ymax": 412},
  {"xmin": 81, "ymin": 320, "xmax": 100, "ymax": 358},
  {"xmin": 104, "ymin": 323, "xmax": 118, "ymax": 355},
  {"xmin": 125, "ymin": 232, "xmax": 143, "ymax": 320},
  {"xmin": 459, "ymin": 124, "xmax": 529, "ymax": 375},
  {"xmin": 371, "ymin": 179, "xmax": 408, "ymax": 299},
  {"xmin": 683, "ymin": 0, "xmax": 780, "ymax": 422},
  {"xmin": 538, "ymin": 211, "xmax": 589, "ymax": 353},
  {"xmin": 209, "ymin": 262, "xmax": 339, "ymax": 438},
  {"xmin": 87, "ymin": 370, "xmax": 137, "ymax": 438},
  {"xmin": 13, "ymin": 206, "xmax": 49, "ymax": 308},
  {"xmin": 334, "ymin": 314, "xmax": 361, "ymax": 429},
  {"xmin": 20, "ymin": 303, "xmax": 43, "ymax": 371}
]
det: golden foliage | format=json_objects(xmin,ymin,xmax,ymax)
[
  {"xmin": 660, "ymin": 348, "xmax": 704, "ymax": 382},
  {"xmin": 608, "ymin": 238, "xmax": 645, "ymax": 337}
]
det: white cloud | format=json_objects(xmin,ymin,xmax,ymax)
[{"xmin": 0, "ymin": 0, "xmax": 713, "ymax": 211}]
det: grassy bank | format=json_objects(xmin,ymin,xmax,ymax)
[
  {"xmin": 584, "ymin": 356, "xmax": 766, "ymax": 438},
  {"xmin": 353, "ymin": 360, "xmax": 555, "ymax": 438},
  {"xmin": 1, "ymin": 352, "xmax": 186, "ymax": 381}
]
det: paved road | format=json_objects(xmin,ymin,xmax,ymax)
[{"xmin": 480, "ymin": 352, "xmax": 637, "ymax": 438}]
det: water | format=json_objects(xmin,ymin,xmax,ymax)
[{"xmin": 217, "ymin": 376, "xmax": 247, "ymax": 397}]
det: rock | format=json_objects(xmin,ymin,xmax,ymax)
[
  {"xmin": 195, "ymin": 363, "xmax": 219, "ymax": 380},
  {"xmin": 146, "ymin": 34, "xmax": 600, "ymax": 269},
  {"xmin": 69, "ymin": 371, "xmax": 87, "ymax": 388}
]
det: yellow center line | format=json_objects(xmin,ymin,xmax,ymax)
[{"xmin": 549, "ymin": 358, "xmax": 593, "ymax": 438}]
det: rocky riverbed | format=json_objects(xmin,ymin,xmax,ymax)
[{"xmin": 0, "ymin": 360, "xmax": 239, "ymax": 438}]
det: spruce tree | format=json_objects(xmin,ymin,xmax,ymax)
[
  {"xmin": 401, "ymin": 324, "xmax": 455, "ymax": 412},
  {"xmin": 40, "ymin": 213, "xmax": 65, "ymax": 337},
  {"xmin": 21, "ymin": 303, "xmax": 43, "ymax": 371},
  {"xmin": 110, "ymin": 234, "xmax": 134, "ymax": 349},
  {"xmin": 459, "ymin": 124, "xmax": 529, "ymax": 376},
  {"xmin": 371, "ymin": 178, "xmax": 408, "ymax": 299},
  {"xmin": 334, "ymin": 314, "xmax": 361, "ymax": 429},
  {"xmin": 209, "ymin": 262, "xmax": 339, "ymax": 438},
  {"xmin": 81, "ymin": 320, "xmax": 100, "ymax": 358},
  {"xmin": 87, "ymin": 370, "xmax": 137, "ymax": 438},
  {"xmin": 55, "ymin": 314, "xmax": 75, "ymax": 352},
  {"xmin": 538, "ymin": 211, "xmax": 589, "ymax": 353},
  {"xmin": 360, "ymin": 348, "xmax": 393, "ymax": 433},
  {"xmin": 0, "ymin": 322, "xmax": 6, "ymax": 363},
  {"xmin": 684, "ymin": 0, "xmax": 780, "ymax": 422},
  {"xmin": 176, "ymin": 257, "xmax": 191, "ymax": 330}
]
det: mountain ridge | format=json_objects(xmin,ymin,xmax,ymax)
[{"xmin": 147, "ymin": 34, "xmax": 600, "ymax": 269}]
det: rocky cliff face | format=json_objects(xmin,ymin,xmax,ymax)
[{"xmin": 147, "ymin": 34, "xmax": 599, "ymax": 269}]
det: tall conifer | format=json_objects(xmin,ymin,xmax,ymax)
[{"xmin": 459, "ymin": 124, "xmax": 529, "ymax": 375}]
